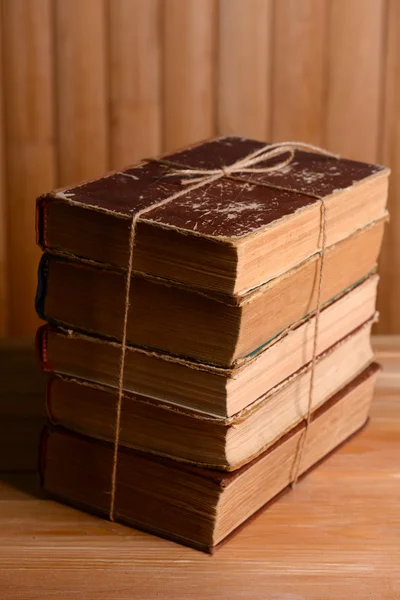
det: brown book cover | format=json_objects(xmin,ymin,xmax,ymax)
[{"xmin": 37, "ymin": 137, "xmax": 389, "ymax": 296}]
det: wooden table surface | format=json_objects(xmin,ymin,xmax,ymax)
[{"xmin": 0, "ymin": 337, "xmax": 399, "ymax": 599}]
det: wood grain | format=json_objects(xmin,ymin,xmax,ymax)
[
  {"xmin": 0, "ymin": 2, "xmax": 399, "ymax": 338},
  {"xmin": 218, "ymin": 0, "xmax": 272, "ymax": 139},
  {"xmin": 377, "ymin": 0, "xmax": 400, "ymax": 334},
  {"xmin": 0, "ymin": 23, "xmax": 6, "ymax": 336},
  {"xmin": 271, "ymin": 0, "xmax": 328, "ymax": 144},
  {"xmin": 163, "ymin": 0, "xmax": 217, "ymax": 151},
  {"xmin": 325, "ymin": 0, "xmax": 385, "ymax": 162},
  {"xmin": 55, "ymin": 0, "xmax": 109, "ymax": 185},
  {"xmin": 0, "ymin": 337, "xmax": 398, "ymax": 598},
  {"xmin": 109, "ymin": 0, "xmax": 162, "ymax": 168},
  {"xmin": 1, "ymin": 0, "xmax": 55, "ymax": 336}
]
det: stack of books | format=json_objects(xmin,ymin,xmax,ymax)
[{"xmin": 36, "ymin": 137, "xmax": 389, "ymax": 552}]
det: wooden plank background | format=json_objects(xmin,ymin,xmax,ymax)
[{"xmin": 0, "ymin": 0, "xmax": 397, "ymax": 337}]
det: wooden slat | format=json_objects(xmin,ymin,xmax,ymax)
[
  {"xmin": 109, "ymin": 0, "xmax": 161, "ymax": 168},
  {"xmin": 2, "ymin": 0, "xmax": 55, "ymax": 336},
  {"xmin": 325, "ymin": 0, "xmax": 385, "ymax": 162},
  {"xmin": 373, "ymin": 335, "xmax": 400, "ymax": 387},
  {"xmin": 163, "ymin": 0, "xmax": 216, "ymax": 151},
  {"xmin": 0, "ymin": 21, "xmax": 6, "ymax": 337},
  {"xmin": 271, "ymin": 0, "xmax": 328, "ymax": 144},
  {"xmin": 218, "ymin": 0, "xmax": 272, "ymax": 139},
  {"xmin": 377, "ymin": 0, "xmax": 400, "ymax": 333},
  {"xmin": 55, "ymin": 0, "xmax": 109, "ymax": 185}
]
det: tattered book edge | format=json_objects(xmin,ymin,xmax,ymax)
[{"xmin": 39, "ymin": 418, "xmax": 370, "ymax": 554}]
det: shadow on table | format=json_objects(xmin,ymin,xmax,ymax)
[
  {"xmin": 0, "ymin": 471, "xmax": 45, "ymax": 498},
  {"xmin": 0, "ymin": 339, "xmax": 47, "ymax": 498}
]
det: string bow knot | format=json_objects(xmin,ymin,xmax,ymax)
[{"xmin": 165, "ymin": 141, "xmax": 339, "ymax": 186}]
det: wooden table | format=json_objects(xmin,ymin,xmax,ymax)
[{"xmin": 0, "ymin": 338, "xmax": 399, "ymax": 599}]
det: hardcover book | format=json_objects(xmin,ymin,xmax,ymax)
[{"xmin": 37, "ymin": 137, "xmax": 389, "ymax": 297}]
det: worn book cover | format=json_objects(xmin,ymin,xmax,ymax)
[{"xmin": 37, "ymin": 137, "xmax": 389, "ymax": 296}]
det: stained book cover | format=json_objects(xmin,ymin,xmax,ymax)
[
  {"xmin": 37, "ymin": 137, "xmax": 386, "ymax": 233},
  {"xmin": 36, "ymin": 136, "xmax": 389, "ymax": 295}
]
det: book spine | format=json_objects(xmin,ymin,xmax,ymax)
[
  {"xmin": 35, "ymin": 324, "xmax": 51, "ymax": 372},
  {"xmin": 45, "ymin": 376, "xmax": 58, "ymax": 425},
  {"xmin": 36, "ymin": 324, "xmax": 58, "ymax": 423},
  {"xmin": 36, "ymin": 196, "xmax": 48, "ymax": 250},
  {"xmin": 35, "ymin": 253, "xmax": 49, "ymax": 320}
]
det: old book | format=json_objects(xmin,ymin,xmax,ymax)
[
  {"xmin": 41, "ymin": 363, "xmax": 379, "ymax": 553},
  {"xmin": 36, "ymin": 221, "xmax": 383, "ymax": 367},
  {"xmin": 46, "ymin": 319, "xmax": 374, "ymax": 470},
  {"xmin": 37, "ymin": 137, "xmax": 389, "ymax": 296},
  {"xmin": 38, "ymin": 274, "xmax": 378, "ymax": 417}
]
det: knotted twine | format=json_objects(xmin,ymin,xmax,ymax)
[{"xmin": 108, "ymin": 141, "xmax": 339, "ymax": 520}]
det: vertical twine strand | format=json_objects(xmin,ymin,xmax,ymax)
[
  {"xmin": 108, "ymin": 218, "xmax": 136, "ymax": 520},
  {"xmin": 291, "ymin": 199, "xmax": 327, "ymax": 486}
]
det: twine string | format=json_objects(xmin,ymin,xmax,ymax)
[
  {"xmin": 290, "ymin": 200, "xmax": 327, "ymax": 487},
  {"xmin": 109, "ymin": 142, "xmax": 336, "ymax": 520}
]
